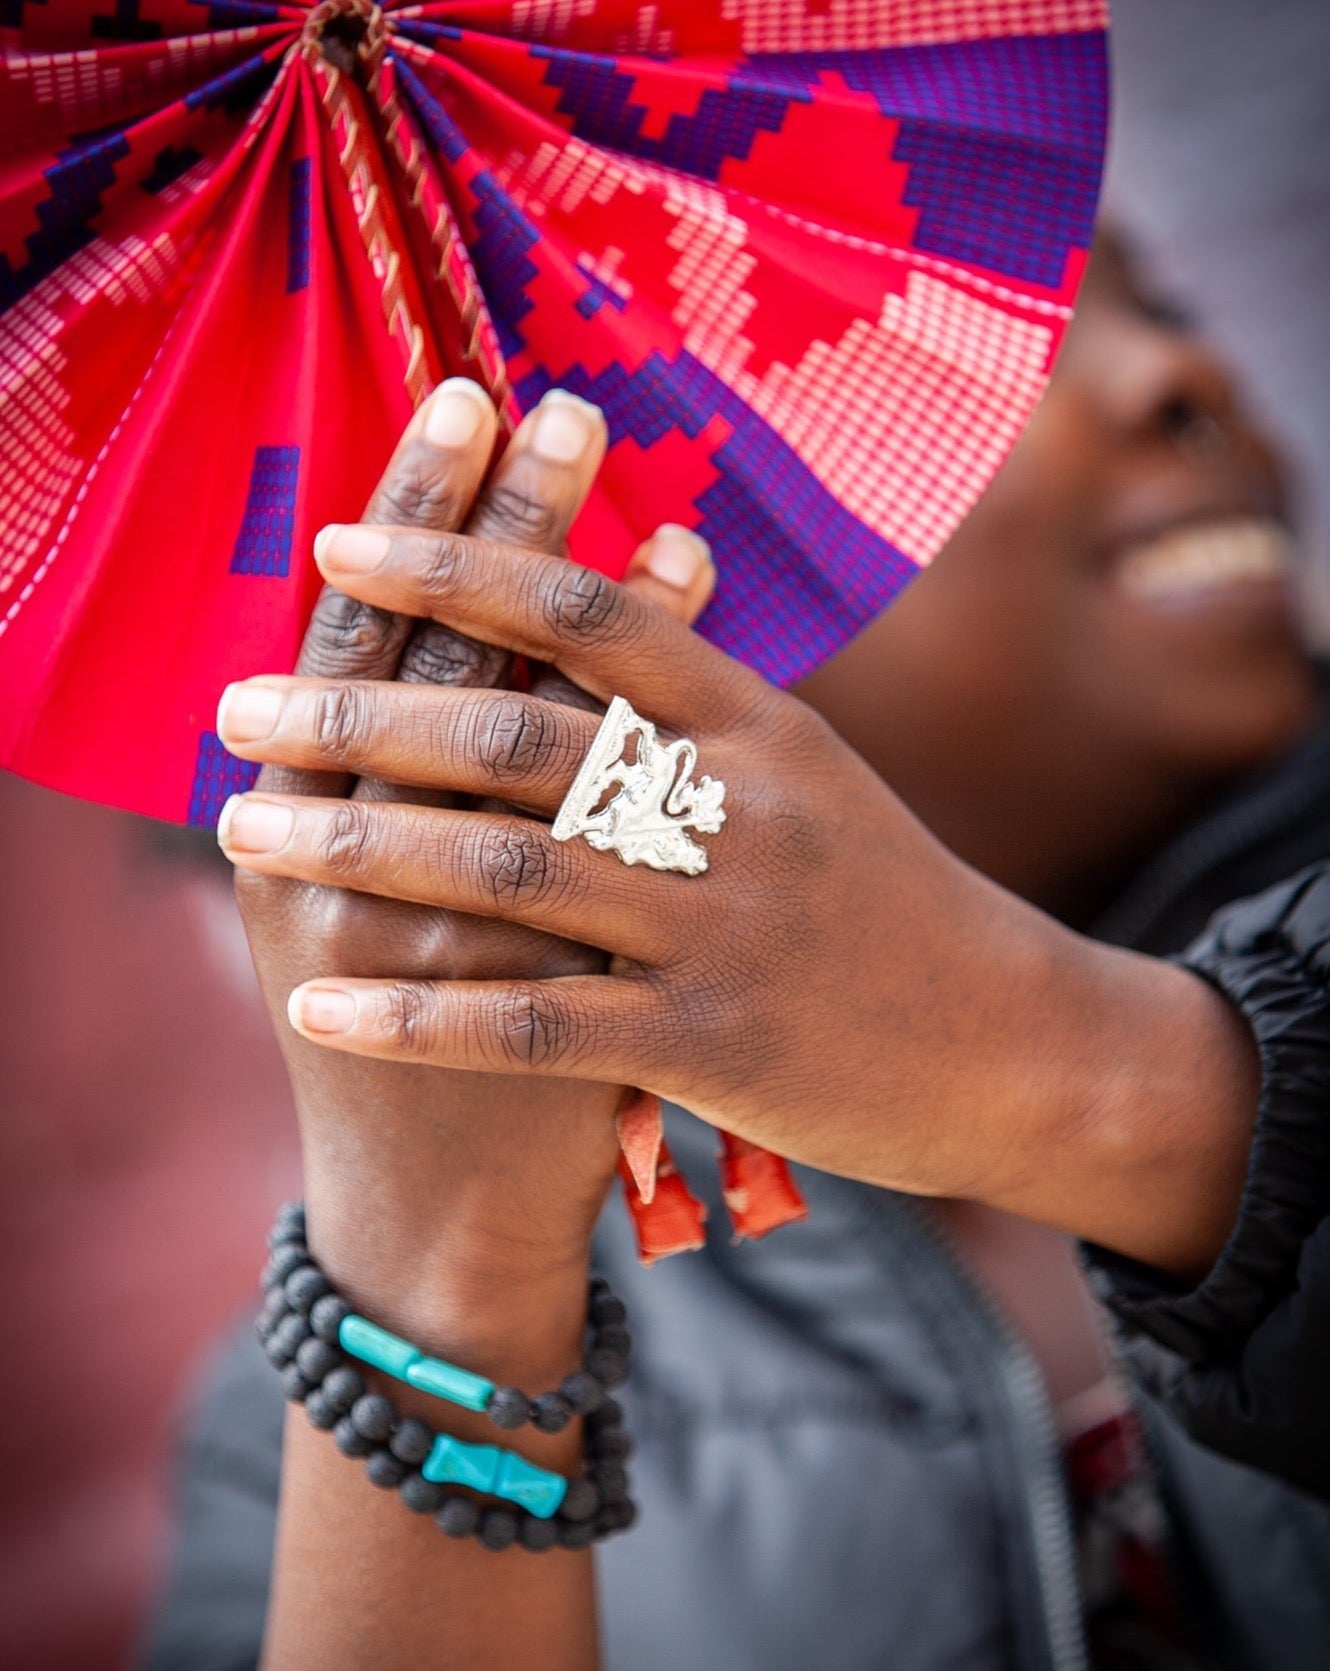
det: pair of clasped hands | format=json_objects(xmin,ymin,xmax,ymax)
[{"xmin": 218, "ymin": 379, "xmax": 1249, "ymax": 1316}]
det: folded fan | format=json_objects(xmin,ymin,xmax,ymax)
[{"xmin": 0, "ymin": 0, "xmax": 1109, "ymax": 1255}]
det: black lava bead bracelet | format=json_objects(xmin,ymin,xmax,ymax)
[{"xmin": 256, "ymin": 1203, "xmax": 635, "ymax": 1551}]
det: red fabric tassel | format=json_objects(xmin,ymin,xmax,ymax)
[
  {"xmin": 718, "ymin": 1133, "xmax": 809, "ymax": 1241},
  {"xmin": 617, "ymin": 1140, "xmax": 708, "ymax": 1266}
]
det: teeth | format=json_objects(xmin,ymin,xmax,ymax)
[{"xmin": 1115, "ymin": 519, "xmax": 1294, "ymax": 601}]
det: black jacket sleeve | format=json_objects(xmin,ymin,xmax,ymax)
[{"xmin": 1083, "ymin": 864, "xmax": 1330, "ymax": 1500}]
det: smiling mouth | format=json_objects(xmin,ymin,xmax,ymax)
[{"xmin": 1112, "ymin": 516, "xmax": 1296, "ymax": 605}]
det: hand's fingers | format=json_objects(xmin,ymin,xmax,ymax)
[
  {"xmin": 622, "ymin": 525, "xmax": 716, "ymax": 627},
  {"xmin": 217, "ymin": 794, "xmax": 674, "ymax": 961},
  {"xmin": 257, "ymin": 379, "xmax": 498, "ymax": 800},
  {"xmin": 218, "ymin": 681, "xmax": 602, "ymax": 816},
  {"xmin": 284, "ymin": 973, "xmax": 655, "ymax": 1084},
  {"xmin": 315, "ymin": 526, "xmax": 754, "ymax": 734},
  {"xmin": 389, "ymin": 390, "xmax": 607, "ymax": 691},
  {"xmin": 527, "ymin": 525, "xmax": 714, "ymax": 712}
]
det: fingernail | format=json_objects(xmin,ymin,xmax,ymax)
[
  {"xmin": 315, "ymin": 524, "xmax": 391, "ymax": 573},
  {"xmin": 289, "ymin": 984, "xmax": 357, "ymax": 1035},
  {"xmin": 644, "ymin": 524, "xmax": 712, "ymax": 589},
  {"xmin": 423, "ymin": 378, "xmax": 490, "ymax": 449},
  {"xmin": 217, "ymin": 682, "xmax": 282, "ymax": 744},
  {"xmin": 218, "ymin": 795, "xmax": 295, "ymax": 854},
  {"xmin": 529, "ymin": 390, "xmax": 604, "ymax": 464}
]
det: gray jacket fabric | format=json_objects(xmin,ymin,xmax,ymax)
[{"xmin": 142, "ymin": 713, "xmax": 1330, "ymax": 1671}]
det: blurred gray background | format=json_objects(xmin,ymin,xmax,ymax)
[{"xmin": 1108, "ymin": 0, "xmax": 1330, "ymax": 633}]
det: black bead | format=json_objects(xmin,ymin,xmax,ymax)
[
  {"xmin": 530, "ymin": 1392, "xmax": 574, "ymax": 1435},
  {"xmin": 265, "ymin": 1312, "xmax": 310, "ymax": 1368},
  {"xmin": 263, "ymin": 1243, "xmax": 309, "ymax": 1290},
  {"xmin": 321, "ymin": 1366, "xmax": 365, "ymax": 1415},
  {"xmin": 255, "ymin": 1293, "xmax": 287, "ymax": 1342},
  {"xmin": 309, "ymin": 1293, "xmax": 351, "ymax": 1343},
  {"xmin": 295, "ymin": 1338, "xmax": 338, "ymax": 1385},
  {"xmin": 590, "ymin": 1425, "xmax": 633, "ymax": 1463},
  {"xmin": 587, "ymin": 1348, "xmax": 629, "ymax": 1388},
  {"xmin": 596, "ymin": 1499, "xmax": 634, "ymax": 1536},
  {"xmin": 284, "ymin": 1265, "xmax": 331, "ymax": 1315},
  {"xmin": 389, "ymin": 1418, "xmax": 433, "ymax": 1466},
  {"xmin": 280, "ymin": 1364, "xmax": 313, "ymax": 1403},
  {"xmin": 559, "ymin": 1371, "xmax": 604, "ymax": 1416},
  {"xmin": 399, "ymin": 1473, "xmax": 445, "ymax": 1515},
  {"xmin": 558, "ymin": 1516, "xmax": 597, "ymax": 1550},
  {"xmin": 366, "ymin": 1450, "xmax": 406, "ymax": 1490},
  {"xmin": 519, "ymin": 1516, "xmax": 559, "ymax": 1553},
  {"xmin": 334, "ymin": 1417, "xmax": 372, "ymax": 1458},
  {"xmin": 559, "ymin": 1478, "xmax": 599, "ymax": 1523},
  {"xmin": 586, "ymin": 1398, "xmax": 623, "ymax": 1433},
  {"xmin": 305, "ymin": 1390, "xmax": 339, "ymax": 1430},
  {"xmin": 267, "ymin": 1216, "xmax": 305, "ymax": 1256},
  {"xmin": 591, "ymin": 1462, "xmax": 628, "ymax": 1500},
  {"xmin": 478, "ymin": 1508, "xmax": 519, "ymax": 1552},
  {"xmin": 485, "ymin": 1386, "xmax": 530, "ymax": 1431},
  {"xmin": 589, "ymin": 1292, "xmax": 626, "ymax": 1329},
  {"xmin": 275, "ymin": 1200, "xmax": 306, "ymax": 1233},
  {"xmin": 596, "ymin": 1325, "xmax": 631, "ymax": 1356},
  {"xmin": 350, "ymin": 1394, "xmax": 395, "ymax": 1443},
  {"xmin": 436, "ymin": 1495, "xmax": 481, "ymax": 1539}
]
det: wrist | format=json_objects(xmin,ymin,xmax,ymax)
[{"xmin": 992, "ymin": 927, "xmax": 1257, "ymax": 1275}]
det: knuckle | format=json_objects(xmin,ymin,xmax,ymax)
[
  {"xmin": 480, "ymin": 484, "xmax": 562, "ymax": 549},
  {"xmin": 397, "ymin": 627, "xmax": 505, "ymax": 691},
  {"xmin": 319, "ymin": 801, "xmax": 379, "ymax": 880},
  {"xmin": 476, "ymin": 696, "xmax": 554, "ymax": 783},
  {"xmin": 381, "ymin": 983, "xmax": 437, "ymax": 1056},
  {"xmin": 372, "ymin": 453, "xmax": 464, "ymax": 530},
  {"xmin": 543, "ymin": 565, "xmax": 628, "ymax": 645},
  {"xmin": 310, "ymin": 684, "xmax": 373, "ymax": 764},
  {"xmin": 416, "ymin": 532, "xmax": 466, "ymax": 598},
  {"xmin": 301, "ymin": 591, "xmax": 401, "ymax": 678},
  {"xmin": 482, "ymin": 822, "xmax": 558, "ymax": 909},
  {"xmin": 493, "ymin": 988, "xmax": 573, "ymax": 1068}
]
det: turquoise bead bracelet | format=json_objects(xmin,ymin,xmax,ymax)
[
  {"xmin": 339, "ymin": 1314, "xmax": 495, "ymax": 1413},
  {"xmin": 258, "ymin": 1203, "xmax": 637, "ymax": 1549}
]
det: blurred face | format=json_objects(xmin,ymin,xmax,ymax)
[{"xmin": 798, "ymin": 239, "xmax": 1318, "ymax": 892}]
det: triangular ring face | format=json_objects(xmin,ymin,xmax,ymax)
[{"xmin": 552, "ymin": 697, "xmax": 725, "ymax": 875}]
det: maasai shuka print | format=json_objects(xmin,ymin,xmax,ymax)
[{"xmin": 0, "ymin": 1, "xmax": 1108, "ymax": 825}]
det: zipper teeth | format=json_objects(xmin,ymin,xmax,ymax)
[{"xmin": 902, "ymin": 1199, "xmax": 1088, "ymax": 1671}]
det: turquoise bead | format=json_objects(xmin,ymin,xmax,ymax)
[
  {"xmin": 422, "ymin": 1434, "xmax": 502, "ymax": 1495},
  {"xmin": 494, "ymin": 1452, "xmax": 568, "ymax": 1520},
  {"xmin": 338, "ymin": 1315, "xmax": 420, "ymax": 1381},
  {"xmin": 404, "ymin": 1355, "xmax": 495, "ymax": 1413}
]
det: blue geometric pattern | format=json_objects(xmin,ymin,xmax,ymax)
[
  {"xmin": 0, "ymin": 129, "xmax": 129, "ymax": 309},
  {"xmin": 286, "ymin": 157, "xmax": 311, "ymax": 292},
  {"xmin": 574, "ymin": 262, "xmax": 627, "ymax": 320},
  {"xmin": 188, "ymin": 730, "xmax": 259, "ymax": 828},
  {"xmin": 749, "ymin": 33, "xmax": 1106, "ymax": 287},
  {"xmin": 140, "ymin": 143, "xmax": 203, "ymax": 195},
  {"xmin": 531, "ymin": 47, "xmax": 811, "ymax": 181},
  {"xmin": 515, "ymin": 350, "xmax": 914, "ymax": 685},
  {"xmin": 229, "ymin": 445, "xmax": 300, "ymax": 577},
  {"xmin": 392, "ymin": 55, "xmax": 469, "ymax": 163}
]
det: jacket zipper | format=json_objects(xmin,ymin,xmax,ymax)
[{"xmin": 900, "ymin": 1198, "xmax": 1089, "ymax": 1671}]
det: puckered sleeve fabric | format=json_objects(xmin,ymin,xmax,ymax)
[{"xmin": 1083, "ymin": 864, "xmax": 1330, "ymax": 1500}]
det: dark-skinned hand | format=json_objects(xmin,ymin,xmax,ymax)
[
  {"xmin": 228, "ymin": 380, "xmax": 714, "ymax": 1333},
  {"xmin": 222, "ymin": 508, "xmax": 1260, "ymax": 1280}
]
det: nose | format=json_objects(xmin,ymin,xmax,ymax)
[{"xmin": 1097, "ymin": 309, "xmax": 1249, "ymax": 468}]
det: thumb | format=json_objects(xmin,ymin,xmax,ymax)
[{"xmin": 620, "ymin": 524, "xmax": 715, "ymax": 626}]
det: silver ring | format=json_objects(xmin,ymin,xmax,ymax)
[{"xmin": 551, "ymin": 696, "xmax": 725, "ymax": 875}]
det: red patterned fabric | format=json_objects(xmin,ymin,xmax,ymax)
[{"xmin": 1, "ymin": 0, "xmax": 1107, "ymax": 825}]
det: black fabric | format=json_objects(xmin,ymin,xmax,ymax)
[{"xmin": 1084, "ymin": 865, "xmax": 1330, "ymax": 1498}]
